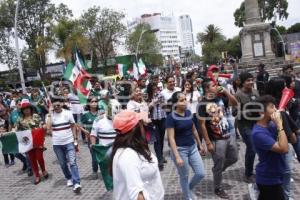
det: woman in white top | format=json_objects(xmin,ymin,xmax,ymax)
[
  {"xmin": 182, "ymin": 79, "xmax": 203, "ymax": 144},
  {"xmin": 110, "ymin": 110, "xmax": 164, "ymax": 200}
]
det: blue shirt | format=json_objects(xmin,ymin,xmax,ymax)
[
  {"xmin": 165, "ymin": 110, "xmax": 195, "ymax": 147},
  {"xmin": 252, "ymin": 122, "xmax": 286, "ymax": 185}
]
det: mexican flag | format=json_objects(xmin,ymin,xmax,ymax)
[
  {"xmin": 63, "ymin": 51, "xmax": 92, "ymax": 104},
  {"xmin": 138, "ymin": 58, "xmax": 147, "ymax": 75},
  {"xmin": 92, "ymin": 144, "xmax": 113, "ymax": 191},
  {"xmin": 116, "ymin": 64, "xmax": 128, "ymax": 78},
  {"xmin": 0, "ymin": 128, "xmax": 45, "ymax": 154}
]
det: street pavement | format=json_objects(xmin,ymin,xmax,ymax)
[{"xmin": 1, "ymin": 136, "xmax": 300, "ymax": 200}]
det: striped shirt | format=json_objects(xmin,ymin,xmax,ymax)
[
  {"xmin": 91, "ymin": 116, "xmax": 116, "ymax": 146},
  {"xmin": 50, "ymin": 109, "xmax": 75, "ymax": 145}
]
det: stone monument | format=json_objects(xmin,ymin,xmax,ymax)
[{"xmin": 240, "ymin": 0, "xmax": 275, "ymax": 63}]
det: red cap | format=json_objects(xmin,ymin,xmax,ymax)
[
  {"xmin": 113, "ymin": 110, "xmax": 143, "ymax": 134},
  {"xmin": 20, "ymin": 99, "xmax": 31, "ymax": 109}
]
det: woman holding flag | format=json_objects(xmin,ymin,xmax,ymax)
[{"xmin": 15, "ymin": 99, "xmax": 48, "ymax": 185}]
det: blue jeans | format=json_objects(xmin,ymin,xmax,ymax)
[
  {"xmin": 239, "ymin": 126, "xmax": 256, "ymax": 177},
  {"xmin": 53, "ymin": 143, "xmax": 80, "ymax": 185},
  {"xmin": 292, "ymin": 135, "xmax": 300, "ymax": 163},
  {"xmin": 170, "ymin": 144, "xmax": 205, "ymax": 200},
  {"xmin": 283, "ymin": 144, "xmax": 293, "ymax": 200}
]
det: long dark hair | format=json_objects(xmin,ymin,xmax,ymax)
[
  {"xmin": 265, "ymin": 77, "xmax": 286, "ymax": 106},
  {"xmin": 109, "ymin": 124, "xmax": 152, "ymax": 176},
  {"xmin": 146, "ymin": 82, "xmax": 157, "ymax": 103},
  {"xmin": 85, "ymin": 97, "xmax": 99, "ymax": 111},
  {"xmin": 182, "ymin": 79, "xmax": 194, "ymax": 103}
]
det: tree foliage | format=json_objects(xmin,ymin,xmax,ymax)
[
  {"xmin": 197, "ymin": 24, "xmax": 226, "ymax": 64},
  {"xmin": 234, "ymin": 0, "xmax": 289, "ymax": 27},
  {"xmin": 52, "ymin": 18, "xmax": 89, "ymax": 60},
  {"xmin": 287, "ymin": 23, "xmax": 300, "ymax": 34},
  {"xmin": 0, "ymin": 0, "xmax": 72, "ymax": 76},
  {"xmin": 126, "ymin": 22, "xmax": 162, "ymax": 65},
  {"xmin": 225, "ymin": 36, "xmax": 242, "ymax": 59},
  {"xmin": 80, "ymin": 6, "xmax": 126, "ymax": 67}
]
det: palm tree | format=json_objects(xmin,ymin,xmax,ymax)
[
  {"xmin": 52, "ymin": 19, "xmax": 89, "ymax": 61},
  {"xmin": 197, "ymin": 24, "xmax": 225, "ymax": 44}
]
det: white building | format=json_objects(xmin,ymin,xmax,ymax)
[
  {"xmin": 178, "ymin": 15, "xmax": 194, "ymax": 54},
  {"xmin": 128, "ymin": 13, "xmax": 180, "ymax": 58}
]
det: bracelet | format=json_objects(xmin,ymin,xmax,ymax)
[{"xmin": 277, "ymin": 129, "xmax": 284, "ymax": 132}]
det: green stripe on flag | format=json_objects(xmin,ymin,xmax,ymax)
[
  {"xmin": 0, "ymin": 132, "xmax": 19, "ymax": 154},
  {"xmin": 77, "ymin": 90, "xmax": 88, "ymax": 104},
  {"xmin": 63, "ymin": 61, "xmax": 74, "ymax": 80}
]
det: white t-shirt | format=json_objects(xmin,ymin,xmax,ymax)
[
  {"xmin": 113, "ymin": 148, "xmax": 164, "ymax": 200},
  {"xmin": 160, "ymin": 87, "xmax": 181, "ymax": 103},
  {"xmin": 90, "ymin": 116, "xmax": 116, "ymax": 146},
  {"xmin": 186, "ymin": 91, "xmax": 201, "ymax": 114},
  {"xmin": 68, "ymin": 93, "xmax": 84, "ymax": 114},
  {"xmin": 49, "ymin": 109, "xmax": 75, "ymax": 145},
  {"xmin": 127, "ymin": 100, "xmax": 149, "ymax": 113}
]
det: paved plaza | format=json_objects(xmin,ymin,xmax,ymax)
[{"xmin": 1, "ymin": 137, "xmax": 300, "ymax": 200}]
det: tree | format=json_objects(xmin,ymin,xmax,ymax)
[
  {"xmin": 234, "ymin": 0, "xmax": 289, "ymax": 27},
  {"xmin": 197, "ymin": 24, "xmax": 226, "ymax": 64},
  {"xmin": 287, "ymin": 23, "xmax": 300, "ymax": 34},
  {"xmin": 80, "ymin": 6, "xmax": 126, "ymax": 67},
  {"xmin": 126, "ymin": 23, "xmax": 162, "ymax": 65},
  {"xmin": 197, "ymin": 24, "xmax": 225, "ymax": 44},
  {"xmin": 52, "ymin": 18, "xmax": 89, "ymax": 61},
  {"xmin": 225, "ymin": 36, "xmax": 242, "ymax": 59},
  {"xmin": 276, "ymin": 25, "xmax": 287, "ymax": 34},
  {"xmin": 0, "ymin": 0, "xmax": 72, "ymax": 77}
]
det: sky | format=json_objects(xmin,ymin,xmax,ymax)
[{"xmin": 1, "ymin": 0, "xmax": 299, "ymax": 71}]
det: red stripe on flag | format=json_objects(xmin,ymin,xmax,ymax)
[
  {"xmin": 73, "ymin": 69, "xmax": 91, "ymax": 96},
  {"xmin": 32, "ymin": 128, "xmax": 45, "ymax": 148}
]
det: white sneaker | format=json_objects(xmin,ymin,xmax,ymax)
[
  {"xmin": 73, "ymin": 183, "xmax": 81, "ymax": 193},
  {"xmin": 67, "ymin": 179, "xmax": 73, "ymax": 187}
]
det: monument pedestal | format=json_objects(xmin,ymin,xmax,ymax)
[{"xmin": 240, "ymin": 22, "xmax": 275, "ymax": 63}]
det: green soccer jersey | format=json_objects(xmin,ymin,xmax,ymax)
[{"xmin": 80, "ymin": 111, "xmax": 99, "ymax": 133}]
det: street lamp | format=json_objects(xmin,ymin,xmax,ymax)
[
  {"xmin": 135, "ymin": 28, "xmax": 159, "ymax": 73},
  {"xmin": 14, "ymin": 0, "xmax": 26, "ymax": 94}
]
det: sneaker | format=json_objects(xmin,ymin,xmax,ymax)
[
  {"xmin": 10, "ymin": 160, "xmax": 15, "ymax": 166},
  {"xmin": 215, "ymin": 189, "xmax": 229, "ymax": 199},
  {"xmin": 158, "ymin": 163, "xmax": 164, "ymax": 171},
  {"xmin": 5, "ymin": 164, "xmax": 10, "ymax": 168},
  {"xmin": 73, "ymin": 183, "xmax": 81, "ymax": 194},
  {"xmin": 244, "ymin": 175, "xmax": 256, "ymax": 183},
  {"xmin": 27, "ymin": 170, "xmax": 33, "ymax": 177},
  {"xmin": 67, "ymin": 179, "xmax": 73, "ymax": 187},
  {"xmin": 189, "ymin": 190, "xmax": 198, "ymax": 200},
  {"xmin": 92, "ymin": 172, "xmax": 98, "ymax": 180},
  {"xmin": 163, "ymin": 157, "xmax": 168, "ymax": 164}
]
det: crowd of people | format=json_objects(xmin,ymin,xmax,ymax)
[{"xmin": 0, "ymin": 62, "xmax": 300, "ymax": 200}]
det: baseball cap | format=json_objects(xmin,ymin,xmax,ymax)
[
  {"xmin": 113, "ymin": 110, "xmax": 143, "ymax": 134},
  {"xmin": 20, "ymin": 99, "xmax": 32, "ymax": 109}
]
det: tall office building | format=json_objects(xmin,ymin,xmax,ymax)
[
  {"xmin": 178, "ymin": 15, "xmax": 194, "ymax": 54},
  {"xmin": 128, "ymin": 13, "xmax": 180, "ymax": 58}
]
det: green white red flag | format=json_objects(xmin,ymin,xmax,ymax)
[
  {"xmin": 0, "ymin": 128, "xmax": 45, "ymax": 154},
  {"xmin": 63, "ymin": 51, "xmax": 92, "ymax": 104}
]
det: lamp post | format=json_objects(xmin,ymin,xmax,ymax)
[
  {"xmin": 135, "ymin": 28, "xmax": 159, "ymax": 73},
  {"xmin": 14, "ymin": 0, "xmax": 26, "ymax": 94}
]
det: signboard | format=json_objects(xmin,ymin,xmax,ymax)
[{"xmin": 253, "ymin": 42, "xmax": 264, "ymax": 57}]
